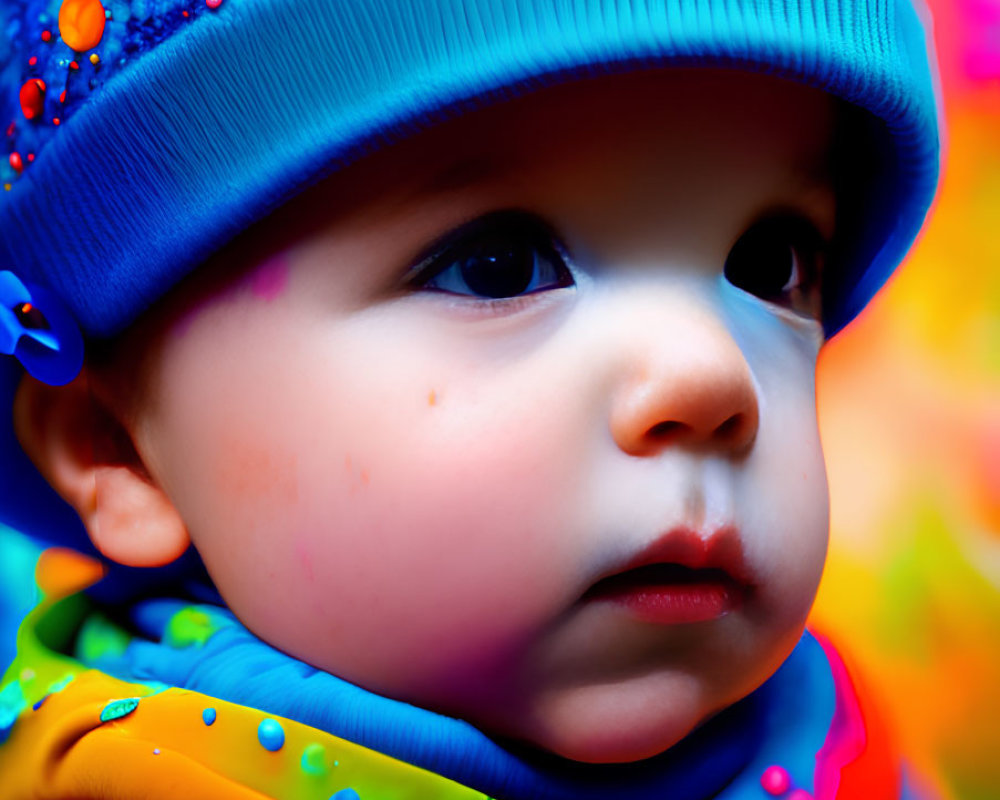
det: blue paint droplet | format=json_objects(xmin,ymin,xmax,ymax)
[
  {"xmin": 257, "ymin": 718, "xmax": 285, "ymax": 751},
  {"xmin": 0, "ymin": 682, "xmax": 26, "ymax": 745},
  {"xmin": 32, "ymin": 695, "xmax": 49, "ymax": 711},
  {"xmin": 202, "ymin": 707, "xmax": 217, "ymax": 726},
  {"xmin": 153, "ymin": 747, "xmax": 160, "ymax": 755},
  {"xmin": 100, "ymin": 697, "xmax": 140, "ymax": 723},
  {"xmin": 330, "ymin": 789, "xmax": 360, "ymax": 800}
]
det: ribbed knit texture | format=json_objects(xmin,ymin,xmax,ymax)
[{"xmin": 1, "ymin": 0, "xmax": 939, "ymax": 339}]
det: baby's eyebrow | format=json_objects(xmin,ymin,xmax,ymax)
[
  {"xmin": 792, "ymin": 149, "xmax": 836, "ymax": 190},
  {"xmin": 406, "ymin": 154, "xmax": 516, "ymax": 200}
]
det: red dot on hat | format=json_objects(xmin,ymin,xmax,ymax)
[
  {"xmin": 41, "ymin": 30, "xmax": 52, "ymax": 42},
  {"xmin": 19, "ymin": 79, "xmax": 46, "ymax": 121},
  {"xmin": 27, "ymin": 153, "xmax": 35, "ymax": 163},
  {"xmin": 28, "ymin": 56, "xmax": 37, "ymax": 66},
  {"xmin": 69, "ymin": 60, "xmax": 79, "ymax": 70},
  {"xmin": 9, "ymin": 153, "xmax": 23, "ymax": 174},
  {"xmin": 206, "ymin": 0, "xmax": 223, "ymax": 8},
  {"xmin": 59, "ymin": 90, "xmax": 66, "ymax": 103},
  {"xmin": 52, "ymin": 117, "xmax": 61, "ymax": 126}
]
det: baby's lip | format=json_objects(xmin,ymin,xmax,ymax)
[{"xmin": 583, "ymin": 524, "xmax": 753, "ymax": 595}]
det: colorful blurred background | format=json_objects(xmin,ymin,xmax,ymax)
[{"xmin": 810, "ymin": 1, "xmax": 1000, "ymax": 798}]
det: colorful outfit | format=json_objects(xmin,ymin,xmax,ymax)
[{"xmin": 0, "ymin": 539, "xmax": 934, "ymax": 800}]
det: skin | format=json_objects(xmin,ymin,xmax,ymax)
[{"xmin": 15, "ymin": 69, "xmax": 835, "ymax": 763}]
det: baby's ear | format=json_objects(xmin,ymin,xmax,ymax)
[{"xmin": 12, "ymin": 371, "xmax": 190, "ymax": 567}]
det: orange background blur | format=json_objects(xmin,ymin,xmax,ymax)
[{"xmin": 811, "ymin": 1, "xmax": 1000, "ymax": 798}]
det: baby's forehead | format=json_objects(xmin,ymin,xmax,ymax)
[{"xmin": 291, "ymin": 69, "xmax": 837, "ymax": 227}]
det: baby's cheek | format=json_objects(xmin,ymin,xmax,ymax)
[
  {"xmin": 739, "ymin": 396, "xmax": 828, "ymax": 630},
  {"xmin": 339, "ymin": 432, "xmax": 571, "ymax": 662},
  {"xmin": 150, "ymin": 304, "xmax": 591, "ymax": 699},
  {"xmin": 195, "ymin": 386, "xmax": 579, "ymax": 696}
]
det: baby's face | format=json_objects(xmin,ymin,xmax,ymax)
[{"xmin": 117, "ymin": 70, "xmax": 834, "ymax": 762}]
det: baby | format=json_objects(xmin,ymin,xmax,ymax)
[{"xmin": 0, "ymin": 1, "xmax": 941, "ymax": 798}]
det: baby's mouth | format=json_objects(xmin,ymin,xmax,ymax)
[
  {"xmin": 580, "ymin": 563, "xmax": 746, "ymax": 624},
  {"xmin": 579, "ymin": 526, "xmax": 752, "ymax": 625}
]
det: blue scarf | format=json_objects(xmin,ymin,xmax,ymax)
[{"xmin": 81, "ymin": 597, "xmax": 837, "ymax": 800}]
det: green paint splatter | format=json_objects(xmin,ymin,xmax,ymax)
[
  {"xmin": 164, "ymin": 606, "xmax": 225, "ymax": 649},
  {"xmin": 100, "ymin": 697, "xmax": 140, "ymax": 723},
  {"xmin": 301, "ymin": 742, "xmax": 329, "ymax": 776},
  {"xmin": 75, "ymin": 612, "xmax": 132, "ymax": 663}
]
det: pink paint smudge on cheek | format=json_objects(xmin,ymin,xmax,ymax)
[
  {"xmin": 248, "ymin": 253, "xmax": 289, "ymax": 301},
  {"xmin": 168, "ymin": 253, "xmax": 289, "ymax": 340}
]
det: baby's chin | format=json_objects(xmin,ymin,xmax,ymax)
[{"xmin": 484, "ymin": 669, "xmax": 731, "ymax": 764}]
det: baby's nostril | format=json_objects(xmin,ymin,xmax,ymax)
[
  {"xmin": 714, "ymin": 414, "xmax": 743, "ymax": 440},
  {"xmin": 649, "ymin": 421, "xmax": 683, "ymax": 439}
]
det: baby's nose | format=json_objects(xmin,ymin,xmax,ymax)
[{"xmin": 607, "ymin": 298, "xmax": 760, "ymax": 458}]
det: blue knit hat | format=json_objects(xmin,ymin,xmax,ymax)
[{"xmin": 1, "ymin": 0, "xmax": 941, "ymax": 553}]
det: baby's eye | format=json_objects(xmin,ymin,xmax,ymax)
[
  {"xmin": 723, "ymin": 214, "xmax": 827, "ymax": 319},
  {"xmin": 405, "ymin": 209, "xmax": 575, "ymax": 302}
]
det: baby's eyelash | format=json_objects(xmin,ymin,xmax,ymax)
[
  {"xmin": 425, "ymin": 293, "xmax": 545, "ymax": 318},
  {"xmin": 401, "ymin": 209, "xmax": 576, "ymax": 308},
  {"xmin": 402, "ymin": 209, "xmax": 568, "ymax": 276},
  {"xmin": 722, "ymin": 210, "xmax": 831, "ymax": 321}
]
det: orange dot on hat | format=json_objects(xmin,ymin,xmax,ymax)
[
  {"xmin": 58, "ymin": 0, "xmax": 106, "ymax": 52},
  {"xmin": 18, "ymin": 79, "xmax": 46, "ymax": 121}
]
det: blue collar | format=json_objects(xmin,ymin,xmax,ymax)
[{"xmin": 85, "ymin": 598, "xmax": 835, "ymax": 800}]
